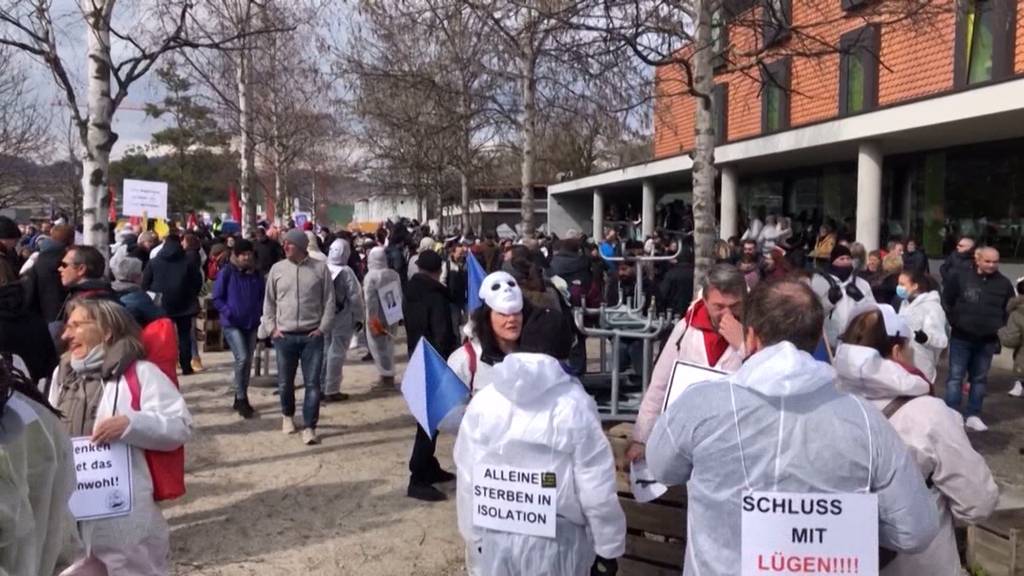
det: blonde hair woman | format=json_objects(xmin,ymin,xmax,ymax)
[{"xmin": 49, "ymin": 298, "xmax": 192, "ymax": 576}]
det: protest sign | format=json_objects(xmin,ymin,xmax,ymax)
[
  {"xmin": 741, "ymin": 491, "xmax": 878, "ymax": 575},
  {"xmin": 663, "ymin": 361, "xmax": 729, "ymax": 411},
  {"xmin": 378, "ymin": 281, "xmax": 404, "ymax": 325},
  {"xmin": 629, "ymin": 460, "xmax": 668, "ymax": 503},
  {"xmin": 123, "ymin": 179, "xmax": 168, "ymax": 220},
  {"xmin": 69, "ymin": 437, "xmax": 133, "ymax": 521},
  {"xmin": 473, "ymin": 464, "xmax": 557, "ymax": 539},
  {"xmin": 293, "ymin": 212, "xmax": 310, "ymax": 229}
]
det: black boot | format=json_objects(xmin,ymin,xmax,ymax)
[
  {"xmin": 407, "ymin": 481, "xmax": 447, "ymax": 502},
  {"xmin": 233, "ymin": 398, "xmax": 257, "ymax": 419}
]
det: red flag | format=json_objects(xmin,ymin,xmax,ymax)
[
  {"xmin": 228, "ymin": 183, "xmax": 242, "ymax": 223},
  {"xmin": 107, "ymin": 184, "xmax": 117, "ymax": 222}
]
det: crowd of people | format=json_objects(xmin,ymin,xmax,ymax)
[{"xmin": 0, "ymin": 205, "xmax": 1017, "ymax": 575}]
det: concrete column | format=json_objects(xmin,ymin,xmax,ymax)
[
  {"xmin": 856, "ymin": 142, "xmax": 884, "ymax": 251},
  {"xmin": 642, "ymin": 179, "xmax": 656, "ymax": 237},
  {"xmin": 720, "ymin": 165, "xmax": 739, "ymax": 240},
  {"xmin": 592, "ymin": 188, "xmax": 604, "ymax": 241}
]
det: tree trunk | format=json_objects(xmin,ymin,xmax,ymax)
[
  {"xmin": 460, "ymin": 170, "xmax": 471, "ymax": 235},
  {"xmin": 81, "ymin": 0, "xmax": 117, "ymax": 249},
  {"xmin": 691, "ymin": 0, "xmax": 718, "ymax": 290},
  {"xmin": 519, "ymin": 53, "xmax": 537, "ymax": 237},
  {"xmin": 237, "ymin": 48, "xmax": 257, "ymax": 230}
]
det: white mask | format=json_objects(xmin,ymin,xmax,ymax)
[{"xmin": 479, "ymin": 271, "xmax": 523, "ymax": 315}]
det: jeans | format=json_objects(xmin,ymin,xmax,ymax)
[
  {"xmin": 224, "ymin": 327, "xmax": 257, "ymax": 400},
  {"xmin": 172, "ymin": 315, "xmax": 194, "ymax": 374},
  {"xmin": 945, "ymin": 336, "xmax": 997, "ymax": 417},
  {"xmin": 322, "ymin": 320, "xmax": 354, "ymax": 395},
  {"xmin": 275, "ymin": 332, "xmax": 324, "ymax": 429}
]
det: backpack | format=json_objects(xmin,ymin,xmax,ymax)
[{"xmin": 125, "ymin": 362, "xmax": 186, "ymax": 501}]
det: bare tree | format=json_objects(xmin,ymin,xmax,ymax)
[
  {"xmin": 0, "ymin": 46, "xmax": 51, "ymax": 207},
  {"xmin": 0, "ymin": 0, "xmax": 283, "ymax": 248}
]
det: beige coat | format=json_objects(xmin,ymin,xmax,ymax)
[{"xmin": 834, "ymin": 344, "xmax": 999, "ymax": 576}]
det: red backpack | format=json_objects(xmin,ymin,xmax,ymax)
[{"xmin": 125, "ymin": 362, "xmax": 186, "ymax": 501}]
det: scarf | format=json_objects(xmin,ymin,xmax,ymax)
[
  {"xmin": 56, "ymin": 340, "xmax": 143, "ymax": 437},
  {"xmin": 687, "ymin": 300, "xmax": 730, "ymax": 367},
  {"xmin": 828, "ymin": 264, "xmax": 853, "ymax": 282}
]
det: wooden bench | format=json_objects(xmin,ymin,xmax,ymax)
[
  {"xmin": 968, "ymin": 509, "xmax": 1024, "ymax": 576},
  {"xmin": 199, "ymin": 297, "xmax": 224, "ymax": 353},
  {"xmin": 607, "ymin": 424, "xmax": 686, "ymax": 575}
]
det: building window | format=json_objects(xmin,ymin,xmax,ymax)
[
  {"xmin": 763, "ymin": 0, "xmax": 791, "ymax": 47},
  {"xmin": 713, "ymin": 83, "xmax": 729, "ymax": 146},
  {"xmin": 838, "ymin": 25, "xmax": 880, "ymax": 116},
  {"xmin": 955, "ymin": 0, "xmax": 1017, "ymax": 86},
  {"xmin": 761, "ymin": 57, "xmax": 791, "ymax": 133},
  {"xmin": 712, "ymin": 8, "xmax": 729, "ymax": 70},
  {"xmin": 842, "ymin": 0, "xmax": 868, "ymax": 11}
]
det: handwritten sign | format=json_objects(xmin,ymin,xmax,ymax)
[
  {"xmin": 473, "ymin": 464, "xmax": 557, "ymax": 539},
  {"xmin": 69, "ymin": 437, "xmax": 133, "ymax": 521},
  {"xmin": 663, "ymin": 361, "xmax": 729, "ymax": 411},
  {"xmin": 378, "ymin": 281, "xmax": 403, "ymax": 326},
  {"xmin": 122, "ymin": 179, "xmax": 168, "ymax": 220},
  {"xmin": 741, "ymin": 491, "xmax": 878, "ymax": 575}
]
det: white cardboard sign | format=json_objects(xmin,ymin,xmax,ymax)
[
  {"xmin": 473, "ymin": 464, "xmax": 557, "ymax": 539},
  {"xmin": 663, "ymin": 360, "xmax": 729, "ymax": 411},
  {"xmin": 378, "ymin": 281, "xmax": 404, "ymax": 326},
  {"xmin": 741, "ymin": 491, "xmax": 879, "ymax": 576},
  {"xmin": 122, "ymin": 179, "xmax": 168, "ymax": 220},
  {"xmin": 69, "ymin": 437, "xmax": 133, "ymax": 521}
]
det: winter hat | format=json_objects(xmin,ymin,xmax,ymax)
[
  {"xmin": 479, "ymin": 271, "xmax": 523, "ymax": 315},
  {"xmin": 233, "ymin": 239, "xmax": 254, "ymax": 255},
  {"xmin": 830, "ymin": 243, "xmax": 852, "ymax": 264},
  {"xmin": 284, "ymin": 229, "xmax": 309, "ymax": 250},
  {"xmin": 848, "ymin": 302, "xmax": 910, "ymax": 339},
  {"xmin": 417, "ymin": 250, "xmax": 443, "ymax": 273},
  {"xmin": 0, "ymin": 217, "xmax": 19, "ymax": 240}
]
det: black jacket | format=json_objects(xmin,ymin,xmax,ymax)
[
  {"xmin": 21, "ymin": 243, "xmax": 67, "ymax": 323},
  {"xmin": 253, "ymin": 238, "xmax": 285, "ymax": 276},
  {"xmin": 142, "ymin": 241, "xmax": 203, "ymax": 318},
  {"xmin": 444, "ymin": 259, "xmax": 468, "ymax": 307},
  {"xmin": 403, "ymin": 273, "xmax": 458, "ymax": 358},
  {"xmin": 658, "ymin": 262, "xmax": 695, "ymax": 316},
  {"xmin": 943, "ymin": 268, "xmax": 1015, "ymax": 341},
  {"xmin": 902, "ymin": 250, "xmax": 929, "ymax": 276},
  {"xmin": 0, "ymin": 283, "xmax": 58, "ymax": 382},
  {"xmin": 940, "ymin": 251, "xmax": 974, "ymax": 284},
  {"xmin": 549, "ymin": 251, "xmax": 592, "ymax": 289}
]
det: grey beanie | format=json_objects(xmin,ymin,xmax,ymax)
[{"xmin": 284, "ymin": 229, "xmax": 309, "ymax": 250}]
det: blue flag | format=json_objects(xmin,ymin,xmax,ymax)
[
  {"xmin": 401, "ymin": 338, "xmax": 470, "ymax": 439},
  {"xmin": 467, "ymin": 253, "xmax": 487, "ymax": 312}
]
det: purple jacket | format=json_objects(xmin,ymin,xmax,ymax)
[{"xmin": 212, "ymin": 262, "xmax": 266, "ymax": 331}]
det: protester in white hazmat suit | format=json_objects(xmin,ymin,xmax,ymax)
[
  {"xmin": 0, "ymin": 363, "xmax": 77, "ymax": 576},
  {"xmin": 454, "ymin": 346, "xmax": 625, "ymax": 576},
  {"xmin": 834, "ymin": 303, "xmax": 997, "ymax": 576},
  {"xmin": 647, "ymin": 280, "xmax": 939, "ymax": 576},
  {"xmin": 811, "ymin": 243, "xmax": 875, "ymax": 349},
  {"xmin": 895, "ymin": 269, "xmax": 949, "ymax": 383},
  {"xmin": 322, "ymin": 239, "xmax": 365, "ymax": 401},
  {"xmin": 363, "ymin": 246, "xmax": 401, "ymax": 387}
]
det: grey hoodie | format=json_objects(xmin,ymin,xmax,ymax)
[
  {"xmin": 261, "ymin": 255, "xmax": 335, "ymax": 335},
  {"xmin": 648, "ymin": 341, "xmax": 939, "ymax": 576}
]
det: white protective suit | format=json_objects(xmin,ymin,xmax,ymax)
[
  {"xmin": 323, "ymin": 239, "xmax": 365, "ymax": 395},
  {"xmin": 834, "ymin": 344, "xmax": 998, "ymax": 576},
  {"xmin": 647, "ymin": 342, "xmax": 940, "ymax": 576},
  {"xmin": 363, "ymin": 247, "xmax": 401, "ymax": 378},
  {"xmin": 49, "ymin": 360, "xmax": 192, "ymax": 576},
  {"xmin": 0, "ymin": 392, "xmax": 77, "ymax": 576},
  {"xmin": 454, "ymin": 353, "xmax": 625, "ymax": 576},
  {"xmin": 896, "ymin": 291, "xmax": 949, "ymax": 383},
  {"xmin": 811, "ymin": 271, "xmax": 876, "ymax": 348}
]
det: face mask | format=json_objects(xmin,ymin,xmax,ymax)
[{"xmin": 895, "ymin": 285, "xmax": 910, "ymax": 300}]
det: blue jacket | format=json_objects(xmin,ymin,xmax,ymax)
[{"xmin": 212, "ymin": 262, "xmax": 266, "ymax": 331}]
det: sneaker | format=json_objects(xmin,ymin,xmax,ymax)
[
  {"xmin": 428, "ymin": 468, "xmax": 456, "ymax": 484},
  {"xmin": 282, "ymin": 417, "xmax": 297, "ymax": 435},
  {"xmin": 1010, "ymin": 381, "xmax": 1024, "ymax": 398},
  {"xmin": 407, "ymin": 482, "xmax": 447, "ymax": 502},
  {"xmin": 233, "ymin": 399, "xmax": 257, "ymax": 419},
  {"xmin": 965, "ymin": 416, "xmax": 989, "ymax": 432},
  {"xmin": 302, "ymin": 428, "xmax": 319, "ymax": 445},
  {"xmin": 322, "ymin": 392, "xmax": 350, "ymax": 403},
  {"xmin": 191, "ymin": 357, "xmax": 205, "ymax": 373}
]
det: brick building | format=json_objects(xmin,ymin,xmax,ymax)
[{"xmin": 548, "ymin": 0, "xmax": 1024, "ymax": 257}]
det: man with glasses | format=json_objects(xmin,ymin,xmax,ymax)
[{"xmin": 59, "ymin": 246, "xmax": 115, "ymax": 302}]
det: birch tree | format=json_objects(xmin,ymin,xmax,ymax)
[{"xmin": 0, "ymin": 0, "xmax": 280, "ymax": 248}]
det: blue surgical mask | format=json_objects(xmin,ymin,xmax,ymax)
[{"xmin": 895, "ymin": 285, "xmax": 910, "ymax": 300}]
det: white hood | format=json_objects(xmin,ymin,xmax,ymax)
[
  {"xmin": 491, "ymin": 353, "xmax": 574, "ymax": 408},
  {"xmin": 731, "ymin": 341, "xmax": 835, "ymax": 397},
  {"xmin": 327, "ymin": 238, "xmax": 350, "ymax": 280},
  {"xmin": 833, "ymin": 343, "xmax": 930, "ymax": 401}
]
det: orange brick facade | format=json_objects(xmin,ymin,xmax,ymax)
[{"xmin": 653, "ymin": 0, "xmax": 1024, "ymax": 158}]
